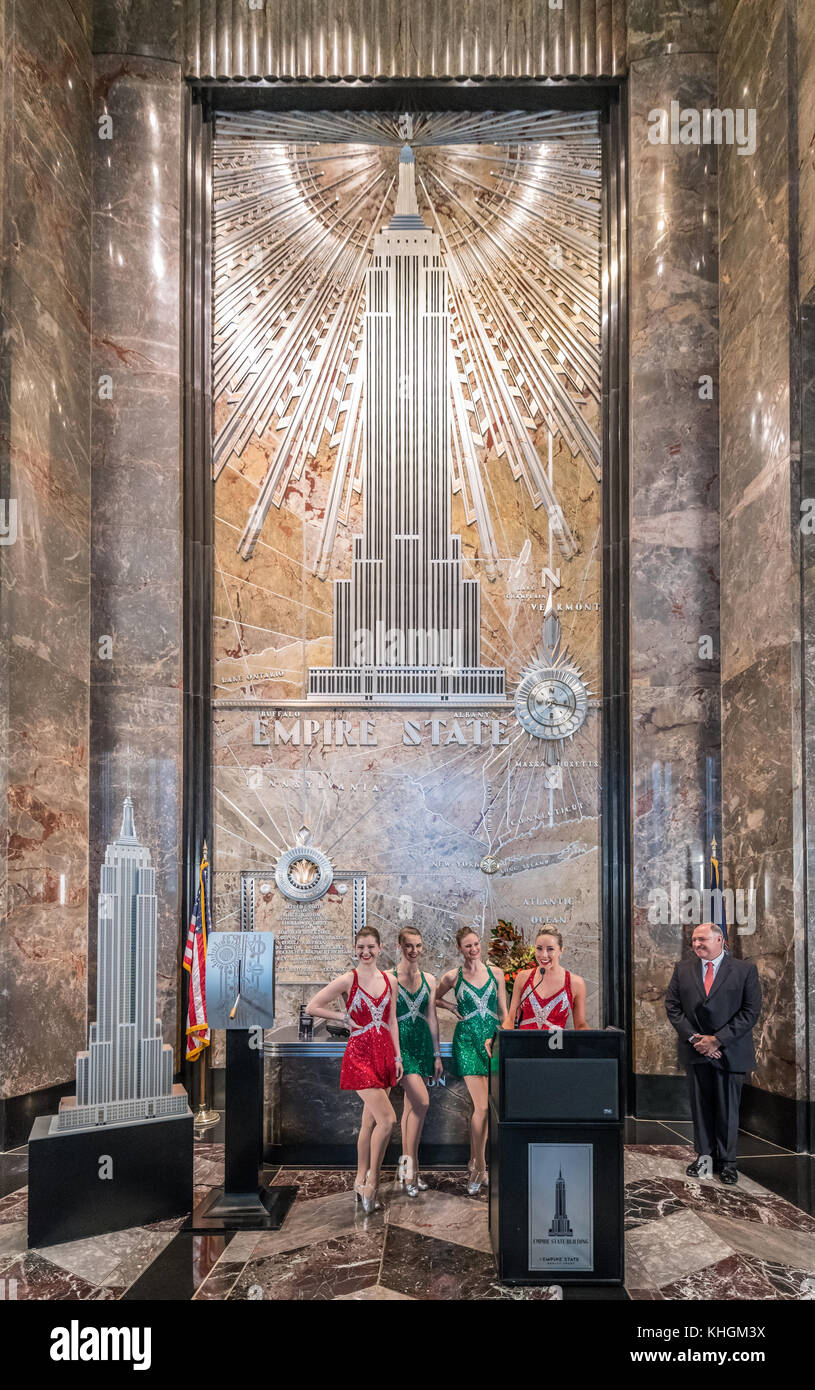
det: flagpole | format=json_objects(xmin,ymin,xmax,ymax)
[{"xmin": 194, "ymin": 839, "xmax": 220, "ymax": 1131}]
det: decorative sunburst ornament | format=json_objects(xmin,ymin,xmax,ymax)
[
  {"xmin": 274, "ymin": 825, "xmax": 334, "ymax": 902},
  {"xmin": 513, "ymin": 596, "xmax": 592, "ymax": 764}
]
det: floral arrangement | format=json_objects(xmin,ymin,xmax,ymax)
[{"xmin": 488, "ymin": 918, "xmax": 536, "ymax": 995}]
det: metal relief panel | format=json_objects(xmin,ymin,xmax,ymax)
[
  {"xmin": 184, "ymin": 0, "xmax": 626, "ymax": 79},
  {"xmin": 210, "ymin": 106, "xmax": 605, "ymax": 1032}
]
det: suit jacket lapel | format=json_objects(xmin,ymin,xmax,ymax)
[{"xmin": 686, "ymin": 956, "xmax": 707, "ymax": 1005}]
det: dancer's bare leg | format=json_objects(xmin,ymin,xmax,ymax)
[
  {"xmin": 356, "ymin": 1088, "xmax": 396, "ymax": 1191},
  {"xmin": 463, "ymin": 1074, "xmax": 489, "ymax": 1171},
  {"xmin": 401, "ymin": 1074, "xmax": 429, "ymax": 1176},
  {"xmin": 356, "ymin": 1103, "xmax": 376, "ymax": 1186}
]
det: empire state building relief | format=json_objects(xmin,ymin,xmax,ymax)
[{"xmin": 211, "ymin": 109, "xmax": 604, "ymax": 1025}]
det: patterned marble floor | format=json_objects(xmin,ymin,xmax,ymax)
[{"xmin": 1, "ymin": 1126, "xmax": 813, "ymax": 1301}]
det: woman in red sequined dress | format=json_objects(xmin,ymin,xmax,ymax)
[
  {"xmin": 307, "ymin": 928, "xmax": 403, "ymax": 1212},
  {"xmin": 503, "ymin": 929, "xmax": 589, "ymax": 1033}
]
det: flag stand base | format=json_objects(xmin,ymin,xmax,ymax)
[
  {"xmin": 184, "ymin": 1029, "xmax": 296, "ymax": 1232},
  {"xmin": 186, "ymin": 1182, "xmax": 297, "ymax": 1231},
  {"xmin": 193, "ymin": 1104, "xmax": 220, "ymax": 1130}
]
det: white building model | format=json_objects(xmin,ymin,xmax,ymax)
[
  {"xmin": 55, "ymin": 796, "xmax": 188, "ymax": 1131},
  {"xmin": 309, "ymin": 144, "xmax": 505, "ymax": 703}
]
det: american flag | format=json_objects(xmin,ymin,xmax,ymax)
[
  {"xmin": 183, "ymin": 848, "xmax": 210, "ymax": 1061},
  {"xmin": 710, "ymin": 837, "xmax": 728, "ymax": 946}
]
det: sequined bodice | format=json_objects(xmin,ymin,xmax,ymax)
[
  {"xmin": 347, "ymin": 971, "xmax": 392, "ymax": 1038},
  {"xmin": 394, "ymin": 971, "xmax": 430, "ymax": 1024},
  {"xmin": 454, "ymin": 966, "xmax": 499, "ymax": 1024}
]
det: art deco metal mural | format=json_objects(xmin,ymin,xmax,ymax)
[{"xmin": 211, "ymin": 107, "xmax": 604, "ymax": 1012}]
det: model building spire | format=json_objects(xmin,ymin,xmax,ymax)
[{"xmin": 55, "ymin": 797, "xmax": 187, "ymax": 1131}]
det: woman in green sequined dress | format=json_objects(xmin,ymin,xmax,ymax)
[
  {"xmin": 436, "ymin": 927, "xmax": 507, "ymax": 1195},
  {"xmin": 389, "ymin": 927, "xmax": 443, "ymax": 1196}
]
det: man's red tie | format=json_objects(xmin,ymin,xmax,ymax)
[{"xmin": 704, "ymin": 961, "xmax": 714, "ymax": 995}]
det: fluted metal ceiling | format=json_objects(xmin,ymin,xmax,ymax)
[
  {"xmin": 212, "ymin": 108, "xmax": 601, "ymax": 572},
  {"xmin": 185, "ymin": 1, "xmax": 625, "ymax": 81}
]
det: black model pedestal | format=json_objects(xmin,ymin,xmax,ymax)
[
  {"xmin": 189, "ymin": 1029, "xmax": 296, "ymax": 1231},
  {"xmin": 28, "ymin": 1109, "xmax": 194, "ymax": 1248},
  {"xmin": 489, "ymin": 1030, "xmax": 625, "ymax": 1285}
]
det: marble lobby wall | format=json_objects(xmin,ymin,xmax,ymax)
[
  {"xmin": 88, "ymin": 13, "xmax": 185, "ymax": 1061},
  {"xmin": 797, "ymin": 1, "xmax": 815, "ymax": 1143},
  {"xmin": 718, "ymin": 0, "xmax": 806, "ymax": 1114},
  {"xmin": 798, "ymin": 0, "xmax": 815, "ymax": 305},
  {"xmin": 627, "ymin": 3, "xmax": 722, "ymax": 1089},
  {"xmin": 0, "ymin": 0, "xmax": 93, "ymax": 1107}
]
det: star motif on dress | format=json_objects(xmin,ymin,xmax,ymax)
[{"xmin": 398, "ymin": 981, "xmax": 428, "ymax": 1022}]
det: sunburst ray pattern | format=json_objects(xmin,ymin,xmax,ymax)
[{"xmin": 212, "ymin": 109, "xmax": 601, "ymax": 575}]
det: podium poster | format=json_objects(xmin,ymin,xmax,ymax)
[{"xmin": 528, "ymin": 1143, "xmax": 594, "ymax": 1272}]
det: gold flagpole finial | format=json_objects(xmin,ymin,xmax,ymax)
[
  {"xmin": 202, "ymin": 840, "xmax": 209, "ymax": 860},
  {"xmin": 711, "ymin": 835, "xmax": 717, "ymax": 857}
]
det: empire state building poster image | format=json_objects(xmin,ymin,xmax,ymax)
[{"xmin": 212, "ymin": 111, "xmax": 604, "ymax": 1028}]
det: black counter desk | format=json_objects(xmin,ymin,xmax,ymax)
[
  {"xmin": 262, "ymin": 1024, "xmax": 470, "ymax": 1165},
  {"xmin": 488, "ymin": 1029, "xmax": 625, "ymax": 1285}
]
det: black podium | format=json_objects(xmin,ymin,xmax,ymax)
[{"xmin": 488, "ymin": 1029, "xmax": 624, "ymax": 1285}]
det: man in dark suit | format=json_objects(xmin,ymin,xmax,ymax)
[{"xmin": 665, "ymin": 922, "xmax": 761, "ymax": 1185}]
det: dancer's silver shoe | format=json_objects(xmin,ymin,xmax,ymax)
[
  {"xmin": 353, "ymin": 1170, "xmax": 382, "ymax": 1212},
  {"xmin": 467, "ymin": 1166, "xmax": 487, "ymax": 1196},
  {"xmin": 403, "ymin": 1158, "xmax": 422, "ymax": 1198}
]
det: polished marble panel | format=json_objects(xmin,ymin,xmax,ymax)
[
  {"xmin": 659, "ymin": 1251, "xmax": 780, "ymax": 1300},
  {"xmin": 45, "ymin": 1226, "xmax": 175, "ymax": 1289},
  {"xmin": 0, "ymin": 1221, "xmax": 27, "ymax": 1260},
  {"xmin": 625, "ymin": 1179, "xmax": 686, "ymax": 1230},
  {"xmin": 229, "ymin": 1228, "xmax": 386, "ymax": 1301},
  {"xmin": 800, "ymin": 0, "xmax": 815, "ymax": 301},
  {"xmin": 386, "ymin": 1188, "xmax": 492, "ymax": 1254},
  {"xmin": 122, "ymin": 1232, "xmax": 232, "ymax": 1301},
  {"xmin": 269, "ymin": 1169, "xmax": 356, "ymax": 1201},
  {"xmin": 248, "ymin": 1190, "xmax": 382, "ymax": 1261},
  {"xmin": 88, "ymin": 50, "xmax": 184, "ymax": 1057},
  {"xmin": 626, "ymin": 0, "xmax": 718, "ymax": 59},
  {"xmin": 192, "ymin": 1255, "xmax": 249, "ymax": 1301},
  {"xmin": 735, "ymin": 1156, "xmax": 815, "ymax": 1216},
  {"xmin": 335, "ymin": 1284, "xmax": 415, "ymax": 1301},
  {"xmin": 661, "ymin": 1177, "xmax": 815, "ymax": 1232},
  {"xmin": 92, "ymin": 0, "xmax": 183, "ymax": 61},
  {"xmin": 718, "ymin": 0, "xmax": 805, "ymax": 1121},
  {"xmin": 0, "ymin": 1250, "xmax": 112, "ymax": 1300},
  {"xmin": 697, "ymin": 1210, "xmax": 815, "ymax": 1272},
  {"xmin": 628, "ymin": 49, "xmax": 721, "ymax": 1084},
  {"xmin": 0, "ymin": 0, "xmax": 93, "ymax": 1101},
  {"xmin": 378, "ymin": 1225, "xmax": 560, "ymax": 1302},
  {"xmin": 625, "ymin": 1207, "xmax": 733, "ymax": 1285}
]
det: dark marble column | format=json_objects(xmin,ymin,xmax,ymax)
[
  {"xmin": 0, "ymin": 0, "xmax": 93, "ymax": 1109},
  {"xmin": 718, "ymin": 0, "xmax": 806, "ymax": 1133},
  {"xmin": 88, "ymin": 32, "xmax": 184, "ymax": 1057},
  {"xmin": 627, "ymin": 4, "xmax": 722, "ymax": 1095}
]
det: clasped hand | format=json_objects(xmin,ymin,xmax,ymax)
[{"xmin": 693, "ymin": 1034, "xmax": 721, "ymax": 1059}]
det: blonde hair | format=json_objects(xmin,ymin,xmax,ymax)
[
  {"xmin": 536, "ymin": 928, "xmax": 563, "ymax": 949},
  {"xmin": 456, "ymin": 925, "xmax": 480, "ymax": 949}
]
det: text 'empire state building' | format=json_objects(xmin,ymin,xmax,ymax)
[{"xmin": 309, "ymin": 145, "xmax": 505, "ymax": 704}]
